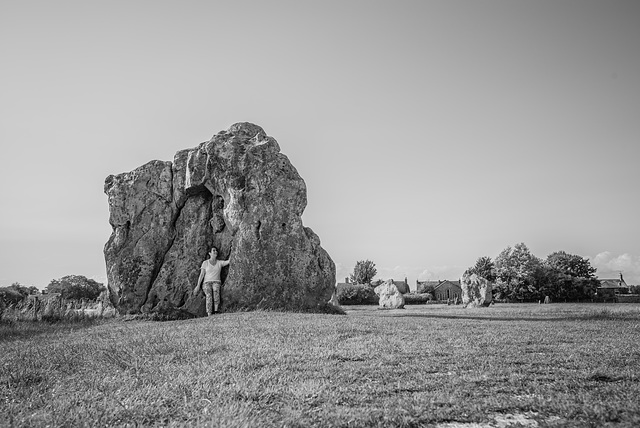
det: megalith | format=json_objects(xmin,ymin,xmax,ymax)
[
  {"xmin": 104, "ymin": 122, "xmax": 336, "ymax": 316},
  {"xmin": 460, "ymin": 273, "xmax": 493, "ymax": 308},
  {"xmin": 374, "ymin": 280, "xmax": 405, "ymax": 309}
]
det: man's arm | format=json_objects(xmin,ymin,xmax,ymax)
[{"xmin": 194, "ymin": 269, "xmax": 205, "ymax": 293}]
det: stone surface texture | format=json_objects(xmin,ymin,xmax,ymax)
[
  {"xmin": 374, "ymin": 280, "xmax": 405, "ymax": 309},
  {"xmin": 104, "ymin": 123, "xmax": 335, "ymax": 316},
  {"xmin": 460, "ymin": 273, "xmax": 493, "ymax": 308}
]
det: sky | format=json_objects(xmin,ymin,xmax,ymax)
[{"xmin": 1, "ymin": 0, "xmax": 639, "ymax": 290}]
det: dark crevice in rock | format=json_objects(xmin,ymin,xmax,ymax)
[
  {"xmin": 215, "ymin": 195, "xmax": 225, "ymax": 209},
  {"xmin": 210, "ymin": 215, "xmax": 225, "ymax": 233},
  {"xmin": 255, "ymin": 221, "xmax": 262, "ymax": 241},
  {"xmin": 209, "ymin": 194, "xmax": 226, "ymax": 233},
  {"xmin": 185, "ymin": 183, "xmax": 211, "ymax": 198}
]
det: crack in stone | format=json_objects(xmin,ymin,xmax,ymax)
[{"xmin": 142, "ymin": 167, "xmax": 182, "ymax": 310}]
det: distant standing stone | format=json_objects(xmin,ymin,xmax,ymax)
[
  {"xmin": 460, "ymin": 273, "xmax": 492, "ymax": 308},
  {"xmin": 374, "ymin": 280, "xmax": 405, "ymax": 309}
]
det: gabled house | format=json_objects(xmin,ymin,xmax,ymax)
[
  {"xmin": 434, "ymin": 280, "xmax": 462, "ymax": 302},
  {"xmin": 416, "ymin": 279, "xmax": 462, "ymax": 301},
  {"xmin": 596, "ymin": 273, "xmax": 629, "ymax": 297}
]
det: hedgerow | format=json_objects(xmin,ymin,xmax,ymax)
[{"xmin": 336, "ymin": 283, "xmax": 377, "ymax": 305}]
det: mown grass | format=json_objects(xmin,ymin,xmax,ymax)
[{"xmin": 1, "ymin": 303, "xmax": 640, "ymax": 427}]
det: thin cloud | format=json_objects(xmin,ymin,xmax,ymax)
[
  {"xmin": 375, "ymin": 266, "xmax": 416, "ymax": 282},
  {"xmin": 416, "ymin": 266, "xmax": 464, "ymax": 281},
  {"xmin": 591, "ymin": 252, "xmax": 640, "ymax": 284}
]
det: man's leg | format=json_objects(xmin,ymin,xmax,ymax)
[
  {"xmin": 203, "ymin": 282, "xmax": 214, "ymax": 316},
  {"xmin": 213, "ymin": 282, "xmax": 221, "ymax": 313}
]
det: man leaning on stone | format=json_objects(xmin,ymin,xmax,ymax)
[{"xmin": 193, "ymin": 246, "xmax": 230, "ymax": 316}]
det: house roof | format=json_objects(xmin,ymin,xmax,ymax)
[
  {"xmin": 393, "ymin": 281, "xmax": 410, "ymax": 293},
  {"xmin": 416, "ymin": 280, "xmax": 441, "ymax": 287},
  {"xmin": 417, "ymin": 280, "xmax": 462, "ymax": 289},
  {"xmin": 597, "ymin": 279, "xmax": 627, "ymax": 289},
  {"xmin": 433, "ymin": 280, "xmax": 461, "ymax": 291},
  {"xmin": 597, "ymin": 274, "xmax": 628, "ymax": 289}
]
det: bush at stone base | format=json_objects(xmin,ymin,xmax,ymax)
[
  {"xmin": 336, "ymin": 284, "xmax": 378, "ymax": 305},
  {"xmin": 403, "ymin": 293, "xmax": 433, "ymax": 304}
]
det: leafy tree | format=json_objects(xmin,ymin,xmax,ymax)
[
  {"xmin": 417, "ymin": 282, "xmax": 436, "ymax": 295},
  {"xmin": 46, "ymin": 275, "xmax": 105, "ymax": 301},
  {"xmin": 8, "ymin": 282, "xmax": 38, "ymax": 296},
  {"xmin": 543, "ymin": 251, "xmax": 598, "ymax": 300},
  {"xmin": 0, "ymin": 283, "xmax": 38, "ymax": 306},
  {"xmin": 464, "ymin": 256, "xmax": 496, "ymax": 282},
  {"xmin": 350, "ymin": 260, "xmax": 377, "ymax": 285},
  {"xmin": 1, "ymin": 285, "xmax": 25, "ymax": 305},
  {"xmin": 545, "ymin": 251, "xmax": 596, "ymax": 279},
  {"xmin": 482, "ymin": 244, "xmax": 603, "ymax": 302},
  {"xmin": 494, "ymin": 243, "xmax": 542, "ymax": 301}
]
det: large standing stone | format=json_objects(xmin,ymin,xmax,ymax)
[
  {"xmin": 104, "ymin": 123, "xmax": 336, "ymax": 316},
  {"xmin": 374, "ymin": 280, "xmax": 405, "ymax": 309},
  {"xmin": 460, "ymin": 273, "xmax": 493, "ymax": 308}
]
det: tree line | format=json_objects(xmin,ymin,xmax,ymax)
[
  {"xmin": 347, "ymin": 242, "xmax": 614, "ymax": 302},
  {"xmin": 466, "ymin": 243, "xmax": 600, "ymax": 302},
  {"xmin": 0, "ymin": 275, "xmax": 105, "ymax": 305}
]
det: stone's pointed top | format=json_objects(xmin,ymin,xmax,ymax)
[{"xmin": 224, "ymin": 122, "xmax": 267, "ymax": 140}]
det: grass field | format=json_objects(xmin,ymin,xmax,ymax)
[{"xmin": 2, "ymin": 303, "xmax": 640, "ymax": 427}]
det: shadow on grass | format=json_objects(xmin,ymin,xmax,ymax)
[
  {"xmin": 380, "ymin": 313, "xmax": 570, "ymax": 322},
  {"xmin": 0, "ymin": 318, "xmax": 107, "ymax": 343},
  {"xmin": 344, "ymin": 305, "xmax": 640, "ymax": 322}
]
